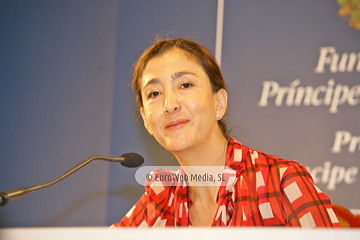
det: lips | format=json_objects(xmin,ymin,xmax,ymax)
[{"xmin": 165, "ymin": 119, "xmax": 189, "ymax": 129}]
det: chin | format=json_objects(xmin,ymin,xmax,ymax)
[{"xmin": 162, "ymin": 136, "xmax": 195, "ymax": 153}]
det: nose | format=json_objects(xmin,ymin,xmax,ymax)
[{"xmin": 163, "ymin": 91, "xmax": 180, "ymax": 114}]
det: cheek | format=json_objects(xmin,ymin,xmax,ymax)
[
  {"xmin": 144, "ymin": 106, "xmax": 161, "ymax": 126},
  {"xmin": 187, "ymin": 101, "xmax": 214, "ymax": 121},
  {"xmin": 145, "ymin": 111, "xmax": 154, "ymax": 123}
]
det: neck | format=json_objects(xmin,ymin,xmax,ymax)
[
  {"xmin": 172, "ymin": 132, "xmax": 229, "ymax": 202},
  {"xmin": 173, "ymin": 133, "xmax": 228, "ymax": 167}
]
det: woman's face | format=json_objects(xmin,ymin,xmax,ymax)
[{"xmin": 139, "ymin": 49, "xmax": 227, "ymax": 153}]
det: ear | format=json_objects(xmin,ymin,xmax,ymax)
[
  {"xmin": 215, "ymin": 89, "xmax": 228, "ymax": 118},
  {"xmin": 140, "ymin": 107, "xmax": 152, "ymax": 135}
]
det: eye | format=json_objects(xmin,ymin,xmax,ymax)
[
  {"xmin": 148, "ymin": 91, "xmax": 161, "ymax": 99},
  {"xmin": 180, "ymin": 82, "xmax": 193, "ymax": 89}
]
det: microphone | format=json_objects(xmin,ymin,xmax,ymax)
[
  {"xmin": 0, "ymin": 153, "xmax": 144, "ymax": 207},
  {"xmin": 120, "ymin": 152, "xmax": 144, "ymax": 168}
]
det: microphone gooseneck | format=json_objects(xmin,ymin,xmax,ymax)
[{"xmin": 0, "ymin": 153, "xmax": 144, "ymax": 207}]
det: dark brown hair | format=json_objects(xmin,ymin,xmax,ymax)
[{"xmin": 132, "ymin": 38, "xmax": 228, "ymax": 136}]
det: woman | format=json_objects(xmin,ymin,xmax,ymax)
[{"xmin": 113, "ymin": 38, "xmax": 340, "ymax": 227}]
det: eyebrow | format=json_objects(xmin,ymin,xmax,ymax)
[
  {"xmin": 171, "ymin": 71, "xmax": 196, "ymax": 80},
  {"xmin": 143, "ymin": 71, "xmax": 197, "ymax": 89}
]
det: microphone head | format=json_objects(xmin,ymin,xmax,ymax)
[{"xmin": 120, "ymin": 152, "xmax": 144, "ymax": 168}]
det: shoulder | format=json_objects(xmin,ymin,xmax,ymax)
[
  {"xmin": 231, "ymin": 138, "xmax": 303, "ymax": 173},
  {"xmin": 242, "ymin": 144, "xmax": 314, "ymax": 188},
  {"xmin": 229, "ymin": 138, "xmax": 311, "ymax": 184}
]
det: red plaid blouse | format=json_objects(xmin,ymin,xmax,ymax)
[{"xmin": 113, "ymin": 138, "xmax": 341, "ymax": 228}]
